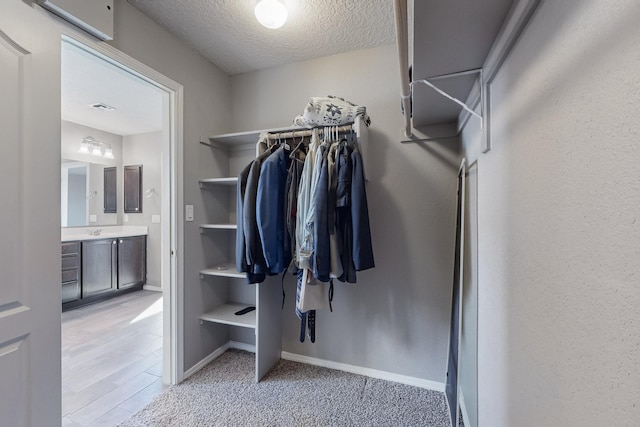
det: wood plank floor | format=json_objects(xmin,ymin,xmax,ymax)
[{"xmin": 62, "ymin": 290, "xmax": 167, "ymax": 427}]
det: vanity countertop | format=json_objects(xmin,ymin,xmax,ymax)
[{"xmin": 61, "ymin": 226, "xmax": 148, "ymax": 242}]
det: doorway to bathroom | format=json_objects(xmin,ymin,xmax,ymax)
[{"xmin": 59, "ymin": 35, "xmax": 182, "ymax": 425}]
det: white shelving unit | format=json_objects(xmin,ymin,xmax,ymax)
[
  {"xmin": 199, "ymin": 223, "xmax": 237, "ymax": 230},
  {"xmin": 199, "ymin": 129, "xmax": 283, "ymax": 383},
  {"xmin": 200, "ymin": 303, "xmax": 256, "ymax": 328},
  {"xmin": 199, "ymin": 263, "xmax": 245, "ymax": 279},
  {"xmin": 199, "ymin": 177, "xmax": 238, "ymax": 187}
]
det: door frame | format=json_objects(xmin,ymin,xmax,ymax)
[{"xmin": 61, "ymin": 33, "xmax": 184, "ymax": 384}]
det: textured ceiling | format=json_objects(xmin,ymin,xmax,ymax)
[{"xmin": 127, "ymin": 0, "xmax": 396, "ymax": 75}]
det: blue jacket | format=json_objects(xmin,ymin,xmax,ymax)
[
  {"xmin": 351, "ymin": 145, "xmax": 375, "ymax": 271},
  {"xmin": 257, "ymin": 146, "xmax": 291, "ymax": 274},
  {"xmin": 237, "ymin": 147, "xmax": 275, "ymax": 283}
]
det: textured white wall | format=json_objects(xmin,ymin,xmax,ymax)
[
  {"xmin": 122, "ymin": 132, "xmax": 162, "ymax": 289},
  {"xmin": 109, "ymin": 0, "xmax": 233, "ymax": 371},
  {"xmin": 231, "ymin": 44, "xmax": 461, "ymax": 382},
  {"xmin": 468, "ymin": 0, "xmax": 640, "ymax": 425}
]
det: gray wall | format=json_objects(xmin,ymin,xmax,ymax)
[
  {"xmin": 230, "ymin": 44, "xmax": 460, "ymax": 382},
  {"xmin": 462, "ymin": 0, "xmax": 640, "ymax": 425},
  {"xmin": 122, "ymin": 131, "xmax": 162, "ymax": 289},
  {"xmin": 109, "ymin": 0, "xmax": 233, "ymax": 371}
]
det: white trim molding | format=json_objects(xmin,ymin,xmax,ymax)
[
  {"xmin": 459, "ymin": 390, "xmax": 472, "ymax": 427},
  {"xmin": 183, "ymin": 343, "xmax": 230, "ymax": 380},
  {"xmin": 280, "ymin": 352, "xmax": 445, "ymax": 392},
  {"xmin": 457, "ymin": 0, "xmax": 542, "ymax": 152},
  {"xmin": 183, "ymin": 341, "xmax": 256, "ymax": 381},
  {"xmin": 60, "ymin": 32, "xmax": 185, "ymax": 387}
]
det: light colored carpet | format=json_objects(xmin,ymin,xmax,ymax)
[{"xmin": 119, "ymin": 349, "xmax": 452, "ymax": 427}]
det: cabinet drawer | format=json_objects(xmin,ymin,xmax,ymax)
[
  {"xmin": 62, "ymin": 268, "xmax": 79, "ymax": 284},
  {"xmin": 62, "ymin": 242, "xmax": 80, "ymax": 255},
  {"xmin": 62, "ymin": 281, "xmax": 80, "ymax": 303},
  {"xmin": 62, "ymin": 255, "xmax": 79, "ymax": 270}
]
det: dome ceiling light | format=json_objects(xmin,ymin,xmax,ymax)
[{"xmin": 255, "ymin": 0, "xmax": 288, "ymax": 29}]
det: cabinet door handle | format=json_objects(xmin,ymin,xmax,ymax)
[
  {"xmin": 119, "ymin": 240, "xmax": 123, "ymax": 244},
  {"xmin": 113, "ymin": 240, "xmax": 117, "ymax": 245}
]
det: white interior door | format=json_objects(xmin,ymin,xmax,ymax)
[{"xmin": 0, "ymin": 1, "xmax": 62, "ymax": 424}]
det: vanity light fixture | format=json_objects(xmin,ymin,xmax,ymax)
[
  {"xmin": 79, "ymin": 136, "xmax": 115, "ymax": 160},
  {"xmin": 103, "ymin": 146, "xmax": 114, "ymax": 159},
  {"xmin": 255, "ymin": 0, "xmax": 288, "ymax": 29},
  {"xmin": 91, "ymin": 144, "xmax": 103, "ymax": 156}
]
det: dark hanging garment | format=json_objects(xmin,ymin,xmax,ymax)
[
  {"xmin": 350, "ymin": 145, "xmax": 375, "ymax": 271},
  {"xmin": 313, "ymin": 143, "xmax": 331, "ymax": 282},
  {"xmin": 236, "ymin": 161, "xmax": 252, "ymax": 274},
  {"xmin": 256, "ymin": 146, "xmax": 292, "ymax": 274},
  {"xmin": 285, "ymin": 151, "xmax": 305, "ymax": 272},
  {"xmin": 242, "ymin": 147, "xmax": 275, "ymax": 283},
  {"xmin": 335, "ymin": 140, "xmax": 356, "ymax": 283}
]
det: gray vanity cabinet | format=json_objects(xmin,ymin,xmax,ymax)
[
  {"xmin": 82, "ymin": 238, "xmax": 118, "ymax": 298},
  {"xmin": 117, "ymin": 235, "xmax": 146, "ymax": 288},
  {"xmin": 63, "ymin": 235, "xmax": 147, "ymax": 311},
  {"xmin": 61, "ymin": 242, "xmax": 81, "ymax": 303},
  {"xmin": 124, "ymin": 165, "xmax": 142, "ymax": 213}
]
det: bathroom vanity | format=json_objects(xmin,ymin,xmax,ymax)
[{"xmin": 61, "ymin": 226, "xmax": 147, "ymax": 311}]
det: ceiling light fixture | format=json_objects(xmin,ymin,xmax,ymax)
[{"xmin": 255, "ymin": 0, "xmax": 288, "ymax": 29}]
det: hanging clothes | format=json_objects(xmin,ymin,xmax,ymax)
[
  {"xmin": 237, "ymin": 144, "xmax": 276, "ymax": 284},
  {"xmin": 235, "ymin": 123, "xmax": 375, "ymax": 343},
  {"xmin": 257, "ymin": 145, "xmax": 292, "ymax": 274},
  {"xmin": 285, "ymin": 143, "xmax": 305, "ymax": 274},
  {"xmin": 327, "ymin": 141, "xmax": 343, "ymax": 279},
  {"xmin": 350, "ymin": 143, "xmax": 375, "ymax": 272}
]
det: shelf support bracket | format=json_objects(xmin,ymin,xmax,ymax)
[{"xmin": 411, "ymin": 68, "xmax": 483, "ymax": 126}]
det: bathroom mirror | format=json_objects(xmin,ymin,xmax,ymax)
[
  {"xmin": 61, "ymin": 162, "xmax": 88, "ymax": 227},
  {"xmin": 61, "ymin": 159, "xmax": 119, "ymax": 227}
]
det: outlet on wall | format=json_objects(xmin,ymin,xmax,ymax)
[
  {"xmin": 89, "ymin": 215, "xmax": 97, "ymax": 223},
  {"xmin": 152, "ymin": 215, "xmax": 161, "ymax": 224}
]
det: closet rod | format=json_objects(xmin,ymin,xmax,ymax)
[{"xmin": 265, "ymin": 124, "xmax": 354, "ymax": 141}]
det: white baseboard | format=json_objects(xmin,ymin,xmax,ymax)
[
  {"xmin": 143, "ymin": 284, "xmax": 162, "ymax": 292},
  {"xmin": 280, "ymin": 351, "xmax": 445, "ymax": 392},
  {"xmin": 459, "ymin": 391, "xmax": 471, "ymax": 427},
  {"xmin": 229, "ymin": 341, "xmax": 256, "ymax": 353},
  {"xmin": 182, "ymin": 341, "xmax": 256, "ymax": 381},
  {"xmin": 183, "ymin": 342, "xmax": 230, "ymax": 380}
]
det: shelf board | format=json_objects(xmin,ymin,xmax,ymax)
[
  {"xmin": 200, "ymin": 303, "xmax": 256, "ymax": 328},
  {"xmin": 200, "ymin": 263, "xmax": 245, "ymax": 279},
  {"xmin": 199, "ymin": 177, "xmax": 238, "ymax": 186},
  {"xmin": 200, "ymin": 224, "xmax": 237, "ymax": 230},
  {"xmin": 209, "ymin": 126, "xmax": 307, "ymax": 146}
]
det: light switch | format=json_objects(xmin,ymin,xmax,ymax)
[
  {"xmin": 89, "ymin": 215, "xmax": 97, "ymax": 223},
  {"xmin": 185, "ymin": 205, "xmax": 194, "ymax": 222},
  {"xmin": 152, "ymin": 214, "xmax": 161, "ymax": 224},
  {"xmin": 124, "ymin": 214, "xmax": 129, "ymax": 223}
]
